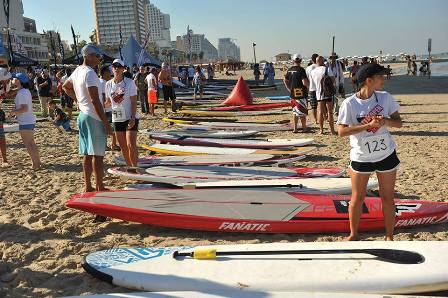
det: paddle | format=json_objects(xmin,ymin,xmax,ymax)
[{"xmin": 172, "ymin": 248, "xmax": 424, "ymax": 265}]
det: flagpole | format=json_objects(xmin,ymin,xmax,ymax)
[
  {"xmin": 187, "ymin": 25, "xmax": 192, "ymax": 64},
  {"xmin": 71, "ymin": 25, "xmax": 79, "ymax": 64},
  {"xmin": 58, "ymin": 31, "xmax": 65, "ymax": 67},
  {"xmin": 118, "ymin": 24, "xmax": 123, "ymax": 61}
]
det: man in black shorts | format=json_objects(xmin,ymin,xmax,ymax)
[
  {"xmin": 158, "ymin": 62, "xmax": 177, "ymax": 113},
  {"xmin": 284, "ymin": 53, "xmax": 310, "ymax": 133}
]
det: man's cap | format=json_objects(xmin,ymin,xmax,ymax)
[
  {"xmin": 0, "ymin": 67, "xmax": 11, "ymax": 80},
  {"xmin": 81, "ymin": 44, "xmax": 102, "ymax": 57},
  {"xmin": 12, "ymin": 72, "xmax": 30, "ymax": 84},
  {"xmin": 292, "ymin": 53, "xmax": 302, "ymax": 61},
  {"xmin": 112, "ymin": 59, "xmax": 125, "ymax": 67},
  {"xmin": 356, "ymin": 63, "xmax": 391, "ymax": 84}
]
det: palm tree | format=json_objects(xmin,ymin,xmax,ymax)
[
  {"xmin": 192, "ymin": 53, "xmax": 198, "ymax": 63},
  {"xmin": 198, "ymin": 51, "xmax": 204, "ymax": 63}
]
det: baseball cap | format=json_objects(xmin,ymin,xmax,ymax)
[
  {"xmin": 0, "ymin": 67, "xmax": 11, "ymax": 80},
  {"xmin": 12, "ymin": 72, "xmax": 30, "ymax": 84},
  {"xmin": 81, "ymin": 44, "xmax": 102, "ymax": 57},
  {"xmin": 112, "ymin": 59, "xmax": 125, "ymax": 67},
  {"xmin": 292, "ymin": 53, "xmax": 302, "ymax": 61},
  {"xmin": 356, "ymin": 63, "xmax": 391, "ymax": 84}
]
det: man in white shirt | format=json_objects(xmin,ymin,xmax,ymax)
[
  {"xmin": 63, "ymin": 44, "xmax": 112, "ymax": 193},
  {"xmin": 145, "ymin": 68, "xmax": 158, "ymax": 116},
  {"xmin": 327, "ymin": 53, "xmax": 346, "ymax": 115},
  {"xmin": 305, "ymin": 53, "xmax": 319, "ymax": 124},
  {"xmin": 310, "ymin": 56, "xmax": 336, "ymax": 135}
]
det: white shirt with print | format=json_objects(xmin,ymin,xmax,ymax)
[
  {"xmin": 337, "ymin": 91, "xmax": 400, "ymax": 162},
  {"xmin": 145, "ymin": 73, "xmax": 157, "ymax": 91},
  {"xmin": 105, "ymin": 77, "xmax": 139, "ymax": 122}
]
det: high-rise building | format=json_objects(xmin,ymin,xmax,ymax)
[
  {"xmin": 0, "ymin": 0, "xmax": 48, "ymax": 63},
  {"xmin": 177, "ymin": 29, "xmax": 218, "ymax": 62},
  {"xmin": 93, "ymin": 0, "xmax": 147, "ymax": 47},
  {"xmin": 218, "ymin": 38, "xmax": 240, "ymax": 61},
  {"xmin": 145, "ymin": 2, "xmax": 171, "ymax": 49}
]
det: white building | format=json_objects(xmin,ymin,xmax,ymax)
[
  {"xmin": 145, "ymin": 2, "xmax": 171, "ymax": 49},
  {"xmin": 218, "ymin": 38, "xmax": 240, "ymax": 61},
  {"xmin": 178, "ymin": 29, "xmax": 218, "ymax": 62},
  {"xmin": 0, "ymin": 0, "xmax": 48, "ymax": 63},
  {"xmin": 93, "ymin": 0, "xmax": 147, "ymax": 46}
]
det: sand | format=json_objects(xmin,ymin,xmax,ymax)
[{"xmin": 0, "ymin": 73, "xmax": 447, "ymax": 297}]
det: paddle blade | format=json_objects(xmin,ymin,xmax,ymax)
[{"xmin": 367, "ymin": 249, "xmax": 425, "ymax": 264}]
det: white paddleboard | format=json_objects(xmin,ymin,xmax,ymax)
[
  {"xmin": 65, "ymin": 291, "xmax": 442, "ymax": 298},
  {"xmin": 3, "ymin": 123, "xmax": 19, "ymax": 133},
  {"xmin": 142, "ymin": 129, "xmax": 259, "ymax": 139},
  {"xmin": 82, "ymin": 241, "xmax": 448, "ymax": 294},
  {"xmin": 176, "ymin": 122, "xmax": 292, "ymax": 132},
  {"xmin": 186, "ymin": 177, "xmax": 377, "ymax": 194},
  {"xmin": 150, "ymin": 134, "xmax": 314, "ymax": 149},
  {"xmin": 108, "ymin": 166, "xmax": 299, "ymax": 184}
]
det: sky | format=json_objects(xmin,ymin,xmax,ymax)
[{"xmin": 22, "ymin": 0, "xmax": 448, "ymax": 61}]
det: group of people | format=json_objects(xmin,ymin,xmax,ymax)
[
  {"xmin": 285, "ymin": 53, "xmax": 345, "ymax": 135},
  {"xmin": 253, "ymin": 62, "xmax": 275, "ymax": 85},
  {"xmin": 284, "ymin": 53, "xmax": 403, "ymax": 240}
]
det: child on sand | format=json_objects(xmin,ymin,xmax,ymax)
[{"xmin": 48, "ymin": 100, "xmax": 75, "ymax": 133}]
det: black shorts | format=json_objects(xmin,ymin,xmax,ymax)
[
  {"xmin": 113, "ymin": 119, "xmax": 139, "ymax": 132},
  {"xmin": 105, "ymin": 111, "xmax": 113, "ymax": 123},
  {"xmin": 162, "ymin": 85, "xmax": 175, "ymax": 102},
  {"xmin": 61, "ymin": 95, "xmax": 74, "ymax": 109},
  {"xmin": 308, "ymin": 91, "xmax": 317, "ymax": 109},
  {"xmin": 318, "ymin": 96, "xmax": 333, "ymax": 103},
  {"xmin": 350, "ymin": 150, "xmax": 400, "ymax": 174},
  {"xmin": 338, "ymin": 85, "xmax": 345, "ymax": 95}
]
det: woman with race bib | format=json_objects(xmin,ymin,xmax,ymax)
[
  {"xmin": 337, "ymin": 63, "xmax": 402, "ymax": 241},
  {"xmin": 105, "ymin": 59, "xmax": 139, "ymax": 167}
]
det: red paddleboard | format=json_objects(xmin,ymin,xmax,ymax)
[
  {"xmin": 209, "ymin": 103, "xmax": 292, "ymax": 111},
  {"xmin": 67, "ymin": 189, "xmax": 448, "ymax": 233}
]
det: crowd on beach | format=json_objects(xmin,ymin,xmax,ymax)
[{"xmin": 0, "ymin": 42, "xmax": 407, "ymax": 240}]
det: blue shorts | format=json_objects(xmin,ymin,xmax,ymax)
[
  {"xmin": 55, "ymin": 119, "xmax": 72, "ymax": 132},
  {"xmin": 77, "ymin": 112, "xmax": 106, "ymax": 156},
  {"xmin": 19, "ymin": 124, "xmax": 35, "ymax": 131}
]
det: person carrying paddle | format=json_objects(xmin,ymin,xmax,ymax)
[
  {"xmin": 337, "ymin": 63, "xmax": 401, "ymax": 241},
  {"xmin": 284, "ymin": 54, "xmax": 310, "ymax": 133}
]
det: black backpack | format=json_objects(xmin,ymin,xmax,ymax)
[{"xmin": 321, "ymin": 67, "xmax": 336, "ymax": 98}]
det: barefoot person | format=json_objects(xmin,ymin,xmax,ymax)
[
  {"xmin": 105, "ymin": 59, "xmax": 139, "ymax": 167},
  {"xmin": 337, "ymin": 63, "xmax": 401, "ymax": 241},
  {"xmin": 9, "ymin": 73, "xmax": 41, "ymax": 170},
  {"xmin": 284, "ymin": 53, "xmax": 310, "ymax": 133},
  {"xmin": 63, "ymin": 44, "xmax": 112, "ymax": 192}
]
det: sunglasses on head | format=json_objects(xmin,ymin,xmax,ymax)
[{"xmin": 112, "ymin": 63, "xmax": 123, "ymax": 68}]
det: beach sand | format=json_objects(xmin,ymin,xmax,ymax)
[{"xmin": 0, "ymin": 73, "xmax": 447, "ymax": 297}]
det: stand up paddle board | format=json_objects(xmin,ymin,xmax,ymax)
[
  {"xmin": 175, "ymin": 122, "xmax": 293, "ymax": 132},
  {"xmin": 65, "ymin": 291, "xmax": 441, "ymax": 298},
  {"xmin": 68, "ymin": 190, "xmax": 448, "ymax": 233},
  {"xmin": 178, "ymin": 109, "xmax": 289, "ymax": 117},
  {"xmin": 208, "ymin": 102, "xmax": 291, "ymax": 111},
  {"xmin": 162, "ymin": 117, "xmax": 290, "ymax": 124},
  {"xmin": 3, "ymin": 123, "xmax": 19, "ymax": 133},
  {"xmin": 141, "ymin": 129, "xmax": 259, "ymax": 139},
  {"xmin": 107, "ymin": 166, "xmax": 342, "ymax": 184},
  {"xmin": 114, "ymin": 154, "xmax": 307, "ymax": 168},
  {"xmin": 149, "ymin": 134, "xmax": 314, "ymax": 149},
  {"xmin": 142, "ymin": 143, "xmax": 317, "ymax": 156},
  {"xmin": 80, "ymin": 241, "xmax": 448, "ymax": 293}
]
